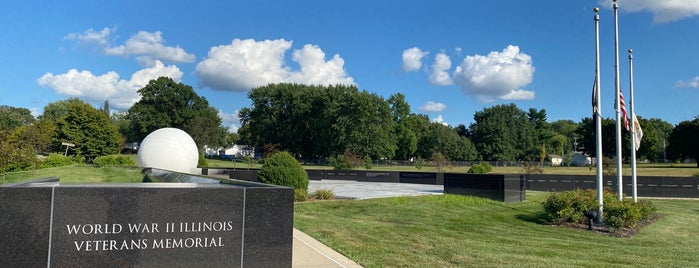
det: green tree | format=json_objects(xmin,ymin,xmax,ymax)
[
  {"xmin": 0, "ymin": 105, "xmax": 35, "ymax": 131},
  {"xmin": 648, "ymin": 118, "xmax": 673, "ymax": 162},
  {"xmin": 422, "ymin": 123, "xmax": 477, "ymax": 161},
  {"xmin": 528, "ymin": 108, "xmax": 554, "ymax": 148},
  {"xmin": 540, "ymin": 143, "xmax": 546, "ymax": 164},
  {"xmin": 54, "ymin": 100, "xmax": 121, "ymax": 161},
  {"xmin": 667, "ymin": 118, "xmax": 699, "ymax": 166},
  {"xmin": 577, "ymin": 117, "xmax": 620, "ymax": 157},
  {"xmin": 11, "ymin": 120, "xmax": 55, "ymax": 155},
  {"xmin": 39, "ymin": 98, "xmax": 85, "ymax": 122},
  {"xmin": 410, "ymin": 114, "xmax": 435, "ymax": 159},
  {"xmin": 240, "ymin": 84, "xmax": 396, "ymax": 160},
  {"xmin": 334, "ymin": 90, "xmax": 396, "ymax": 159},
  {"xmin": 431, "ymin": 151, "xmax": 449, "ymax": 172},
  {"xmin": 125, "ymin": 77, "xmax": 226, "ymax": 149},
  {"xmin": 101, "ymin": 100, "xmax": 110, "ymax": 117},
  {"xmin": 0, "ymin": 129, "xmax": 39, "ymax": 182},
  {"xmin": 549, "ymin": 134, "xmax": 567, "ymax": 157},
  {"xmin": 454, "ymin": 124, "xmax": 470, "ymax": 138},
  {"xmin": 551, "ymin": 119, "xmax": 579, "ymax": 154},
  {"xmin": 551, "ymin": 119, "xmax": 579, "ymax": 138},
  {"xmin": 388, "ymin": 93, "xmax": 417, "ymax": 160},
  {"xmin": 633, "ymin": 117, "xmax": 658, "ymax": 161},
  {"xmin": 470, "ymin": 104, "xmax": 536, "ymax": 161},
  {"xmin": 240, "ymin": 84, "xmax": 337, "ymax": 159}
]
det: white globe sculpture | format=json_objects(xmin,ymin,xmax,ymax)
[{"xmin": 137, "ymin": 128, "xmax": 199, "ymax": 174}]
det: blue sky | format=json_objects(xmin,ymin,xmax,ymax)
[{"xmin": 2, "ymin": 0, "xmax": 699, "ymax": 132}]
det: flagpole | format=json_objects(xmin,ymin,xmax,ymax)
[
  {"xmin": 613, "ymin": 0, "xmax": 624, "ymax": 201},
  {"xmin": 594, "ymin": 7, "xmax": 604, "ymax": 222},
  {"xmin": 628, "ymin": 49, "xmax": 638, "ymax": 202}
]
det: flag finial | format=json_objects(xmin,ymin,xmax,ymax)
[{"xmin": 594, "ymin": 7, "xmax": 599, "ymax": 13}]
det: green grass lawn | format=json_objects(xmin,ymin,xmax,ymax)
[
  {"xmin": 1, "ymin": 165, "xmax": 144, "ymax": 184},
  {"xmin": 294, "ymin": 192, "xmax": 699, "ymax": 267}
]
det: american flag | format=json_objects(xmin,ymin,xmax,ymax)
[{"xmin": 619, "ymin": 87, "xmax": 629, "ymax": 131}]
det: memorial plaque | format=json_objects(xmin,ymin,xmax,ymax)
[{"xmin": 0, "ymin": 171, "xmax": 293, "ymax": 267}]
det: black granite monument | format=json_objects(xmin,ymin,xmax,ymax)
[{"xmin": 0, "ymin": 169, "xmax": 293, "ymax": 267}]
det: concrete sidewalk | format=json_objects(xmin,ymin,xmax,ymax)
[
  {"xmin": 307, "ymin": 180, "xmax": 443, "ymax": 200},
  {"xmin": 293, "ymin": 229, "xmax": 362, "ymax": 268}
]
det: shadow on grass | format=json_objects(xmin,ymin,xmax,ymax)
[
  {"xmin": 642, "ymin": 165, "xmax": 699, "ymax": 169},
  {"xmin": 515, "ymin": 211, "xmax": 549, "ymax": 225}
]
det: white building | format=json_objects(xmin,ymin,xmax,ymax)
[
  {"xmin": 219, "ymin": 144, "xmax": 254, "ymax": 158},
  {"xmin": 548, "ymin": 155, "xmax": 563, "ymax": 166}
]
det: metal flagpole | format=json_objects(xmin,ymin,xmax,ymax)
[
  {"xmin": 628, "ymin": 49, "xmax": 638, "ymax": 202},
  {"xmin": 613, "ymin": 0, "xmax": 624, "ymax": 201},
  {"xmin": 594, "ymin": 7, "xmax": 604, "ymax": 222}
]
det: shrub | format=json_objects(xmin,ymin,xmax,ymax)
[
  {"xmin": 39, "ymin": 154, "xmax": 82, "ymax": 168},
  {"xmin": 467, "ymin": 162, "xmax": 493, "ymax": 174},
  {"xmin": 294, "ymin": 189, "xmax": 308, "ymax": 202},
  {"xmin": 310, "ymin": 189, "xmax": 336, "ymax": 200},
  {"xmin": 362, "ymin": 155, "xmax": 373, "ymax": 170},
  {"xmin": 414, "ymin": 157, "xmax": 424, "ymax": 170},
  {"xmin": 521, "ymin": 161, "xmax": 544, "ymax": 174},
  {"xmin": 543, "ymin": 189, "xmax": 601, "ymax": 224},
  {"xmin": 543, "ymin": 189, "xmax": 657, "ymax": 231},
  {"xmin": 603, "ymin": 199, "xmax": 657, "ymax": 230},
  {"xmin": 329, "ymin": 155, "xmax": 349, "ymax": 170},
  {"xmin": 258, "ymin": 151, "xmax": 309, "ymax": 191},
  {"xmin": 93, "ymin": 155, "xmax": 137, "ymax": 167}
]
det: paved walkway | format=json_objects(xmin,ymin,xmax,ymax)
[
  {"xmin": 307, "ymin": 180, "xmax": 443, "ymax": 200},
  {"xmin": 293, "ymin": 229, "xmax": 363, "ymax": 268}
]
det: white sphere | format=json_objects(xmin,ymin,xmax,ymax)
[{"xmin": 137, "ymin": 128, "xmax": 199, "ymax": 174}]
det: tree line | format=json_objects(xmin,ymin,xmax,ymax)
[
  {"xmin": 238, "ymin": 84, "xmax": 694, "ymax": 166},
  {"xmin": 2, "ymin": 79, "xmax": 698, "ymax": 176}
]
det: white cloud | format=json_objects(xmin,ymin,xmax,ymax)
[
  {"xmin": 195, "ymin": 38, "xmax": 354, "ymax": 92},
  {"xmin": 453, "ymin": 45, "xmax": 535, "ymax": 101},
  {"xmin": 37, "ymin": 60, "xmax": 182, "ymax": 109},
  {"xmin": 64, "ymin": 27, "xmax": 112, "ymax": 46},
  {"xmin": 104, "ymin": 31, "xmax": 195, "ymax": 63},
  {"xmin": 598, "ymin": 0, "xmax": 699, "ymax": 23},
  {"xmin": 402, "ymin": 47, "xmax": 429, "ymax": 72},
  {"xmin": 501, "ymin": 89, "xmax": 536, "ymax": 100},
  {"xmin": 420, "ymin": 101, "xmax": 446, "ymax": 113},
  {"xmin": 64, "ymin": 28, "xmax": 195, "ymax": 63},
  {"xmin": 432, "ymin": 115, "xmax": 448, "ymax": 126},
  {"xmin": 218, "ymin": 110, "xmax": 241, "ymax": 133},
  {"xmin": 429, "ymin": 52, "xmax": 453, "ymax": 86},
  {"xmin": 289, "ymin": 44, "xmax": 354, "ymax": 86},
  {"xmin": 675, "ymin": 76, "xmax": 699, "ymax": 88}
]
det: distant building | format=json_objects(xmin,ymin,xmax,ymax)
[
  {"xmin": 548, "ymin": 154, "xmax": 563, "ymax": 166},
  {"xmin": 570, "ymin": 152, "xmax": 592, "ymax": 166},
  {"xmin": 218, "ymin": 144, "xmax": 254, "ymax": 159}
]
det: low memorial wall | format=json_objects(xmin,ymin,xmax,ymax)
[
  {"xmin": 224, "ymin": 168, "xmax": 699, "ymax": 199},
  {"xmin": 526, "ymin": 174, "xmax": 699, "ymax": 198},
  {"xmin": 444, "ymin": 173, "xmax": 526, "ymax": 203},
  {"xmin": 0, "ymin": 169, "xmax": 294, "ymax": 267},
  {"xmin": 228, "ymin": 169, "xmax": 445, "ymax": 185}
]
